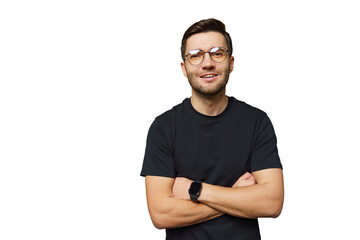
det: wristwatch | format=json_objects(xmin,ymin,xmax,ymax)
[{"xmin": 188, "ymin": 181, "xmax": 202, "ymax": 203}]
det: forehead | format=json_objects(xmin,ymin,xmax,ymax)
[{"xmin": 186, "ymin": 31, "xmax": 227, "ymax": 52}]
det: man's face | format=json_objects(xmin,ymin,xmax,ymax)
[{"xmin": 181, "ymin": 31, "xmax": 234, "ymax": 96}]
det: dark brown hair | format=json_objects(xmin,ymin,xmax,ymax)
[{"xmin": 180, "ymin": 18, "xmax": 233, "ymax": 61}]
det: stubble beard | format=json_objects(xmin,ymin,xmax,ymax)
[{"xmin": 186, "ymin": 65, "xmax": 231, "ymax": 97}]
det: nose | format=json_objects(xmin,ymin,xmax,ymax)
[{"xmin": 201, "ymin": 52, "xmax": 215, "ymax": 69}]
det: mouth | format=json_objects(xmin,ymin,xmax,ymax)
[{"xmin": 200, "ymin": 73, "xmax": 218, "ymax": 82}]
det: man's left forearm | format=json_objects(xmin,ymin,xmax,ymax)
[
  {"xmin": 173, "ymin": 169, "xmax": 284, "ymax": 219},
  {"xmin": 198, "ymin": 180, "xmax": 283, "ymax": 219}
]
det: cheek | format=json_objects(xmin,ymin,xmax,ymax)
[{"xmin": 185, "ymin": 68, "xmax": 199, "ymax": 79}]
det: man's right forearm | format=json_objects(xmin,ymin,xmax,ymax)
[
  {"xmin": 149, "ymin": 196, "xmax": 223, "ymax": 229},
  {"xmin": 146, "ymin": 175, "xmax": 223, "ymax": 229}
]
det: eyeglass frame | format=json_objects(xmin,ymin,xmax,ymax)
[{"xmin": 184, "ymin": 47, "xmax": 230, "ymax": 66}]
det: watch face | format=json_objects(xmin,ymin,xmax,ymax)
[{"xmin": 189, "ymin": 181, "xmax": 202, "ymax": 195}]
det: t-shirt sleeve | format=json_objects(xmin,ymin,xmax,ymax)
[
  {"xmin": 140, "ymin": 117, "xmax": 176, "ymax": 178},
  {"xmin": 250, "ymin": 113, "xmax": 282, "ymax": 172}
]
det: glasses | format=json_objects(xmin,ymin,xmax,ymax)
[{"xmin": 185, "ymin": 47, "xmax": 229, "ymax": 66}]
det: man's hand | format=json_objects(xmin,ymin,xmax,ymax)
[
  {"xmin": 232, "ymin": 172, "xmax": 256, "ymax": 187},
  {"xmin": 172, "ymin": 172, "xmax": 256, "ymax": 200}
]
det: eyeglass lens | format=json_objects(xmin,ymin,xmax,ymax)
[{"xmin": 187, "ymin": 47, "xmax": 227, "ymax": 65}]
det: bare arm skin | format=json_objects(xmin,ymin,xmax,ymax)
[
  {"xmin": 145, "ymin": 172, "xmax": 256, "ymax": 229},
  {"xmin": 145, "ymin": 176, "xmax": 223, "ymax": 229},
  {"xmin": 173, "ymin": 169, "xmax": 284, "ymax": 219},
  {"xmin": 200, "ymin": 169, "xmax": 284, "ymax": 218}
]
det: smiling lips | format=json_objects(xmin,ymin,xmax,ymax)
[{"xmin": 200, "ymin": 73, "xmax": 218, "ymax": 81}]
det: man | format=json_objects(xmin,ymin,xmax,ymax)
[{"xmin": 140, "ymin": 18, "xmax": 284, "ymax": 239}]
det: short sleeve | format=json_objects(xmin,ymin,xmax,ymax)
[
  {"xmin": 250, "ymin": 114, "xmax": 282, "ymax": 172},
  {"xmin": 140, "ymin": 117, "xmax": 176, "ymax": 178}
]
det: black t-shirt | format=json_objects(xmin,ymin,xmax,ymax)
[{"xmin": 141, "ymin": 97, "xmax": 282, "ymax": 240}]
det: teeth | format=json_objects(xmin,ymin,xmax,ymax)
[{"xmin": 203, "ymin": 75, "xmax": 215, "ymax": 78}]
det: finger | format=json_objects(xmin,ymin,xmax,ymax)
[
  {"xmin": 249, "ymin": 176, "xmax": 256, "ymax": 184},
  {"xmin": 239, "ymin": 172, "xmax": 249, "ymax": 178},
  {"xmin": 243, "ymin": 172, "xmax": 252, "ymax": 179}
]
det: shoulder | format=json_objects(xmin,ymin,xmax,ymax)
[
  {"xmin": 149, "ymin": 99, "xmax": 188, "ymax": 138},
  {"xmin": 230, "ymin": 97, "xmax": 268, "ymax": 121},
  {"xmin": 153, "ymin": 99, "xmax": 187, "ymax": 126}
]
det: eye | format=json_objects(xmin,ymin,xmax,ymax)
[
  {"xmin": 188, "ymin": 50, "xmax": 203, "ymax": 59},
  {"xmin": 211, "ymin": 47, "xmax": 226, "ymax": 58},
  {"xmin": 212, "ymin": 51, "xmax": 225, "ymax": 58}
]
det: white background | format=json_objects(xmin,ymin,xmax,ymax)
[{"xmin": 1, "ymin": 0, "xmax": 359, "ymax": 239}]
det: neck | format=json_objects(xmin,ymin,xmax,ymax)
[{"xmin": 191, "ymin": 89, "xmax": 228, "ymax": 116}]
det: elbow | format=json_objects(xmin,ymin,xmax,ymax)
[
  {"xmin": 153, "ymin": 221, "xmax": 165, "ymax": 230},
  {"xmin": 266, "ymin": 185, "xmax": 284, "ymax": 218},
  {"xmin": 150, "ymin": 211, "xmax": 171, "ymax": 229},
  {"xmin": 150, "ymin": 214, "xmax": 166, "ymax": 229},
  {"xmin": 258, "ymin": 193, "xmax": 283, "ymax": 218},
  {"xmin": 257, "ymin": 203, "xmax": 282, "ymax": 218},
  {"xmin": 269, "ymin": 205, "xmax": 282, "ymax": 218},
  {"xmin": 147, "ymin": 198, "xmax": 175, "ymax": 229},
  {"xmin": 267, "ymin": 199, "xmax": 283, "ymax": 218}
]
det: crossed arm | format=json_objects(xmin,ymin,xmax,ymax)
[{"xmin": 145, "ymin": 169, "xmax": 284, "ymax": 229}]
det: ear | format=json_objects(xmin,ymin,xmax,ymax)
[
  {"xmin": 229, "ymin": 56, "xmax": 234, "ymax": 73},
  {"xmin": 181, "ymin": 62, "xmax": 188, "ymax": 78}
]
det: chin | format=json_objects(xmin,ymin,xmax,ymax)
[{"xmin": 194, "ymin": 85, "xmax": 226, "ymax": 96}]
